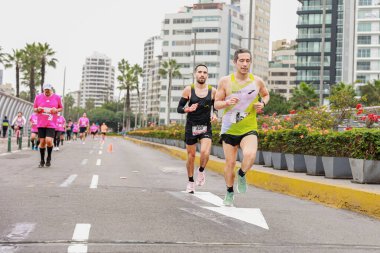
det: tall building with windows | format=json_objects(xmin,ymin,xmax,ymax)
[
  {"xmin": 231, "ymin": 0, "xmax": 271, "ymax": 82},
  {"xmin": 296, "ymin": 0, "xmax": 355, "ymax": 97},
  {"xmin": 158, "ymin": 1, "xmax": 245, "ymax": 125},
  {"xmin": 355, "ymin": 0, "xmax": 380, "ymax": 85},
  {"xmin": 79, "ymin": 52, "xmax": 115, "ymax": 108},
  {"xmin": 141, "ymin": 36, "xmax": 162, "ymax": 126},
  {"xmin": 268, "ymin": 40, "xmax": 297, "ymax": 100}
]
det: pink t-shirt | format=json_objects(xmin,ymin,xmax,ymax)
[
  {"xmin": 73, "ymin": 124, "xmax": 79, "ymax": 133},
  {"xmin": 34, "ymin": 93, "xmax": 63, "ymax": 128},
  {"xmin": 79, "ymin": 117, "xmax": 89, "ymax": 127},
  {"xmin": 55, "ymin": 116, "xmax": 66, "ymax": 132},
  {"xmin": 29, "ymin": 114, "xmax": 38, "ymax": 133},
  {"xmin": 90, "ymin": 125, "xmax": 98, "ymax": 133}
]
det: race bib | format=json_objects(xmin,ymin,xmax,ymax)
[
  {"xmin": 192, "ymin": 125, "xmax": 207, "ymax": 136},
  {"xmin": 230, "ymin": 112, "xmax": 249, "ymax": 123},
  {"xmin": 42, "ymin": 107, "xmax": 53, "ymax": 121}
]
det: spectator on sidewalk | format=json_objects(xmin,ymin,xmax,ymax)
[{"xmin": 2, "ymin": 116, "xmax": 9, "ymax": 138}]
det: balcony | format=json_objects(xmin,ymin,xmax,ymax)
[{"xmin": 297, "ymin": 5, "xmax": 332, "ymax": 12}]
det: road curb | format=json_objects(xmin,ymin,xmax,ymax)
[{"xmin": 126, "ymin": 137, "xmax": 380, "ymax": 220}]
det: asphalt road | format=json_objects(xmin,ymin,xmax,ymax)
[{"xmin": 0, "ymin": 137, "xmax": 379, "ymax": 253}]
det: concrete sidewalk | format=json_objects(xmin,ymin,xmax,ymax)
[
  {"xmin": 126, "ymin": 136, "xmax": 380, "ymax": 220},
  {"xmin": 0, "ymin": 136, "xmax": 29, "ymax": 153}
]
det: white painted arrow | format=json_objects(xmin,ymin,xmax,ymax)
[{"xmin": 190, "ymin": 191, "xmax": 269, "ymax": 230}]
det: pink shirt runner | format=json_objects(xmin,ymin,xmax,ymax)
[
  {"xmin": 29, "ymin": 114, "xmax": 38, "ymax": 133},
  {"xmin": 90, "ymin": 125, "xmax": 98, "ymax": 133},
  {"xmin": 79, "ymin": 117, "xmax": 89, "ymax": 127},
  {"xmin": 33, "ymin": 93, "xmax": 63, "ymax": 129},
  {"xmin": 55, "ymin": 116, "xmax": 66, "ymax": 132},
  {"xmin": 73, "ymin": 124, "xmax": 79, "ymax": 133}
]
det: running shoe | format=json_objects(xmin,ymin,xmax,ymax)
[
  {"xmin": 186, "ymin": 182, "xmax": 195, "ymax": 194},
  {"xmin": 223, "ymin": 191, "xmax": 234, "ymax": 206},
  {"xmin": 237, "ymin": 171, "xmax": 247, "ymax": 193},
  {"xmin": 196, "ymin": 171, "xmax": 206, "ymax": 186}
]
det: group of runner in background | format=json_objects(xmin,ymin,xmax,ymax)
[{"xmin": 28, "ymin": 111, "xmax": 108, "ymax": 151}]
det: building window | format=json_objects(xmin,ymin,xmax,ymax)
[
  {"xmin": 173, "ymin": 29, "xmax": 192, "ymax": 35},
  {"xmin": 357, "ymin": 48, "xmax": 371, "ymax": 58},
  {"xmin": 163, "ymin": 30, "xmax": 169, "ymax": 35},
  {"xmin": 359, "ymin": 0, "xmax": 372, "ymax": 6},
  {"xmin": 192, "ymin": 27, "xmax": 221, "ymax": 33},
  {"xmin": 173, "ymin": 18, "xmax": 192, "ymax": 24},
  {"xmin": 357, "ymin": 61, "xmax": 371, "ymax": 70},
  {"xmin": 193, "ymin": 16, "xmax": 221, "ymax": 22},
  {"xmin": 271, "ymin": 72, "xmax": 287, "ymax": 77},
  {"xmin": 164, "ymin": 19, "xmax": 170, "ymax": 24},
  {"xmin": 358, "ymin": 36, "xmax": 371, "ymax": 44},
  {"xmin": 358, "ymin": 22, "xmax": 372, "ymax": 32},
  {"xmin": 163, "ymin": 41, "xmax": 169, "ymax": 46}
]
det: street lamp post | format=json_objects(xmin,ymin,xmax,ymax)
[
  {"xmin": 319, "ymin": 0, "xmax": 327, "ymax": 106},
  {"xmin": 239, "ymin": 36, "xmax": 259, "ymax": 48}
]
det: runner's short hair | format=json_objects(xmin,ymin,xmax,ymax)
[
  {"xmin": 233, "ymin": 48, "xmax": 252, "ymax": 62},
  {"xmin": 194, "ymin": 64, "xmax": 208, "ymax": 72}
]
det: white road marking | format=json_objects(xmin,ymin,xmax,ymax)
[
  {"xmin": 60, "ymin": 175, "xmax": 78, "ymax": 187},
  {"xmin": 90, "ymin": 175, "xmax": 99, "ymax": 189},
  {"xmin": 68, "ymin": 223, "xmax": 91, "ymax": 253},
  {"xmin": 132, "ymin": 171, "xmax": 139, "ymax": 173},
  {"xmin": 89, "ymin": 150, "xmax": 94, "ymax": 154},
  {"xmin": 98, "ymin": 151, "xmax": 102, "ymax": 155},
  {"xmin": 81, "ymin": 159, "xmax": 88, "ymax": 165},
  {"xmin": 1, "ymin": 223, "xmax": 36, "ymax": 253},
  {"xmin": 187, "ymin": 191, "xmax": 269, "ymax": 230},
  {"xmin": 6, "ymin": 223, "xmax": 35, "ymax": 241},
  {"xmin": 96, "ymin": 159, "xmax": 101, "ymax": 166},
  {"xmin": 160, "ymin": 167, "xmax": 185, "ymax": 173}
]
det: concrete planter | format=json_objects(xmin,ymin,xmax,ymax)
[
  {"xmin": 237, "ymin": 148, "xmax": 243, "ymax": 162},
  {"xmin": 254, "ymin": 150, "xmax": 265, "ymax": 165},
  {"xmin": 349, "ymin": 159, "xmax": 380, "ymax": 184},
  {"xmin": 196, "ymin": 143, "xmax": 201, "ymax": 152},
  {"xmin": 285, "ymin": 154, "xmax": 307, "ymax": 173},
  {"xmin": 213, "ymin": 146, "xmax": 225, "ymax": 159},
  {"xmin": 304, "ymin": 155, "xmax": 325, "ymax": 176},
  {"xmin": 322, "ymin": 156, "xmax": 352, "ymax": 179},
  {"xmin": 262, "ymin": 151, "xmax": 272, "ymax": 167},
  {"xmin": 272, "ymin": 152, "xmax": 287, "ymax": 170}
]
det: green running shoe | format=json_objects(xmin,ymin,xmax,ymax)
[
  {"xmin": 237, "ymin": 172, "xmax": 247, "ymax": 193},
  {"xmin": 223, "ymin": 191, "xmax": 234, "ymax": 206}
]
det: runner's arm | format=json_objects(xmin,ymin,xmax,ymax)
[{"xmin": 177, "ymin": 86, "xmax": 191, "ymax": 114}]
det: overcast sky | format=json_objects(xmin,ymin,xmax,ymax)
[{"xmin": 0, "ymin": 0, "xmax": 299, "ymax": 95}]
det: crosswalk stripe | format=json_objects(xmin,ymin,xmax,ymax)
[
  {"xmin": 68, "ymin": 223, "xmax": 91, "ymax": 253},
  {"xmin": 60, "ymin": 175, "xmax": 78, "ymax": 187},
  {"xmin": 90, "ymin": 175, "xmax": 99, "ymax": 189},
  {"xmin": 96, "ymin": 159, "xmax": 101, "ymax": 166}
]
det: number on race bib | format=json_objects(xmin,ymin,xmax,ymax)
[{"xmin": 192, "ymin": 125, "xmax": 207, "ymax": 136}]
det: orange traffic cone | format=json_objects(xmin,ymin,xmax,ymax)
[{"xmin": 107, "ymin": 143, "xmax": 113, "ymax": 153}]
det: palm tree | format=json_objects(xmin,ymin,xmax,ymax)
[
  {"xmin": 0, "ymin": 46, "xmax": 6, "ymax": 66},
  {"xmin": 360, "ymin": 80, "xmax": 380, "ymax": 106},
  {"xmin": 132, "ymin": 64, "xmax": 143, "ymax": 129},
  {"xmin": 289, "ymin": 82, "xmax": 318, "ymax": 111},
  {"xmin": 5, "ymin": 49, "xmax": 24, "ymax": 97},
  {"xmin": 21, "ymin": 43, "xmax": 41, "ymax": 102},
  {"xmin": 159, "ymin": 59, "xmax": 181, "ymax": 125},
  {"xmin": 38, "ymin": 43, "xmax": 58, "ymax": 92},
  {"xmin": 117, "ymin": 59, "xmax": 136, "ymax": 131}
]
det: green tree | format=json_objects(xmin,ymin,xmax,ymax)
[
  {"xmin": 0, "ymin": 46, "xmax": 6, "ymax": 66},
  {"xmin": 38, "ymin": 43, "xmax": 58, "ymax": 92},
  {"xmin": 63, "ymin": 94, "xmax": 75, "ymax": 119},
  {"xmin": 101, "ymin": 100, "xmax": 123, "ymax": 113},
  {"xmin": 289, "ymin": 82, "xmax": 318, "ymax": 110},
  {"xmin": 5, "ymin": 49, "xmax": 24, "ymax": 97},
  {"xmin": 132, "ymin": 64, "xmax": 143, "ymax": 128},
  {"xmin": 159, "ymin": 59, "xmax": 182, "ymax": 125},
  {"xmin": 117, "ymin": 59, "xmax": 137, "ymax": 131},
  {"xmin": 360, "ymin": 80, "xmax": 380, "ymax": 106},
  {"xmin": 263, "ymin": 91, "xmax": 291, "ymax": 115},
  {"xmin": 328, "ymin": 82, "xmax": 359, "ymax": 126},
  {"xmin": 21, "ymin": 43, "xmax": 41, "ymax": 102},
  {"xmin": 19, "ymin": 91, "xmax": 30, "ymax": 101},
  {"xmin": 85, "ymin": 98, "xmax": 95, "ymax": 111}
]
